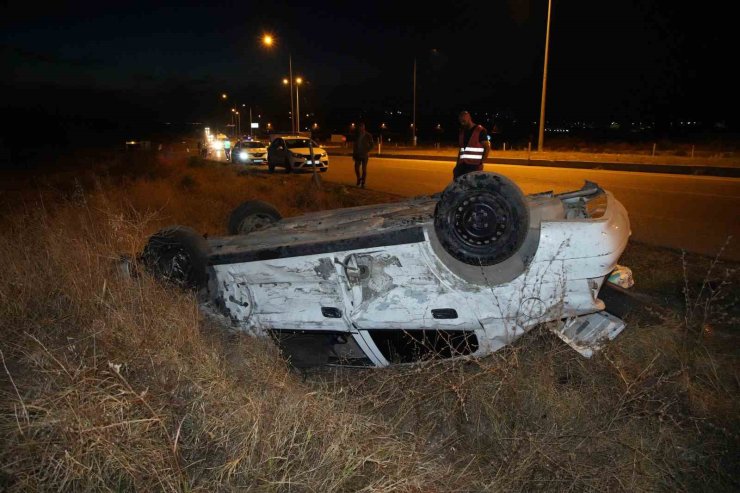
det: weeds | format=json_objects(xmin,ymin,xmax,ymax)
[{"xmin": 0, "ymin": 153, "xmax": 738, "ymax": 491}]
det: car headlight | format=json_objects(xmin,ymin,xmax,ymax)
[
  {"xmin": 585, "ymin": 194, "xmax": 608, "ymax": 218},
  {"xmin": 239, "ymin": 151, "xmax": 248, "ymax": 160}
]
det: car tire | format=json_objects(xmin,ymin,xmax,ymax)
[
  {"xmin": 320, "ymin": 167, "xmax": 328, "ymax": 173},
  {"xmin": 284, "ymin": 158, "xmax": 292, "ymax": 173},
  {"xmin": 141, "ymin": 226, "xmax": 210, "ymax": 289},
  {"xmin": 268, "ymin": 162, "xmax": 275, "ymax": 173},
  {"xmin": 227, "ymin": 200, "xmax": 282, "ymax": 235},
  {"xmin": 433, "ymin": 171, "xmax": 529, "ymax": 266}
]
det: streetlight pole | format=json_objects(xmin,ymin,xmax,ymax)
[
  {"xmin": 289, "ymin": 54, "xmax": 295, "ymax": 133},
  {"xmin": 262, "ymin": 34, "xmax": 295, "ymax": 133},
  {"xmin": 295, "ymin": 77, "xmax": 303, "ymax": 133},
  {"xmin": 538, "ymin": 0, "xmax": 553, "ymax": 152},
  {"xmin": 412, "ymin": 58, "xmax": 417, "ymax": 146}
]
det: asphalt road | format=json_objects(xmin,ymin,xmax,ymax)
[{"xmin": 320, "ymin": 155, "xmax": 740, "ymax": 260}]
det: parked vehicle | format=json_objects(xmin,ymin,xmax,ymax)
[
  {"xmin": 232, "ymin": 140, "xmax": 268, "ymax": 165},
  {"xmin": 267, "ymin": 136, "xmax": 329, "ymax": 173},
  {"xmin": 142, "ymin": 172, "xmax": 631, "ymax": 367}
]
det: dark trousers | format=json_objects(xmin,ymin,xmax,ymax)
[
  {"xmin": 354, "ymin": 156, "xmax": 369, "ymax": 184},
  {"xmin": 452, "ymin": 163, "xmax": 483, "ymax": 180}
]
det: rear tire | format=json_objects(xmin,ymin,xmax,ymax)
[
  {"xmin": 227, "ymin": 200, "xmax": 282, "ymax": 235},
  {"xmin": 285, "ymin": 158, "xmax": 292, "ymax": 173},
  {"xmin": 434, "ymin": 172, "xmax": 529, "ymax": 266},
  {"xmin": 142, "ymin": 226, "xmax": 210, "ymax": 289}
]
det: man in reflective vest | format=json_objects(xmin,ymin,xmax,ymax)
[{"xmin": 453, "ymin": 110, "xmax": 490, "ymax": 180}]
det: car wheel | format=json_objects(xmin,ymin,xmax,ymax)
[
  {"xmin": 320, "ymin": 167, "xmax": 328, "ymax": 172},
  {"xmin": 268, "ymin": 162, "xmax": 275, "ymax": 173},
  {"xmin": 141, "ymin": 226, "xmax": 210, "ymax": 289},
  {"xmin": 227, "ymin": 200, "xmax": 282, "ymax": 235},
  {"xmin": 434, "ymin": 171, "xmax": 529, "ymax": 266},
  {"xmin": 284, "ymin": 158, "xmax": 292, "ymax": 173}
]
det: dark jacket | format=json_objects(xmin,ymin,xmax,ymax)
[{"xmin": 352, "ymin": 131, "xmax": 374, "ymax": 159}]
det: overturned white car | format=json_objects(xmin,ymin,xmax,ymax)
[{"xmin": 143, "ymin": 172, "xmax": 631, "ymax": 367}]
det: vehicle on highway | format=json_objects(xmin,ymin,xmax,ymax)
[
  {"xmin": 267, "ymin": 136, "xmax": 329, "ymax": 173},
  {"xmin": 142, "ymin": 172, "xmax": 631, "ymax": 368},
  {"xmin": 232, "ymin": 140, "xmax": 268, "ymax": 165}
]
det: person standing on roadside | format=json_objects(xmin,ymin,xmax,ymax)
[
  {"xmin": 453, "ymin": 110, "xmax": 490, "ymax": 180},
  {"xmin": 352, "ymin": 122, "xmax": 374, "ymax": 188},
  {"xmin": 223, "ymin": 138, "xmax": 232, "ymax": 161}
]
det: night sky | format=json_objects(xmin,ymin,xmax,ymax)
[{"xmin": 2, "ymin": 0, "xmax": 736, "ymax": 147}]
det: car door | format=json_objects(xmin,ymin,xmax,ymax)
[{"xmin": 336, "ymin": 243, "xmax": 481, "ymax": 365}]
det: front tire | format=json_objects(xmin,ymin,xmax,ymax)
[
  {"xmin": 142, "ymin": 226, "xmax": 210, "ymax": 289},
  {"xmin": 434, "ymin": 172, "xmax": 529, "ymax": 266},
  {"xmin": 227, "ymin": 200, "xmax": 282, "ymax": 235}
]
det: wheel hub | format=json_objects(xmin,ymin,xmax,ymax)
[
  {"xmin": 452, "ymin": 194, "xmax": 510, "ymax": 247},
  {"xmin": 238, "ymin": 214, "xmax": 274, "ymax": 234}
]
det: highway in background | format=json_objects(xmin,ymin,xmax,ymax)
[{"xmin": 321, "ymin": 155, "xmax": 740, "ymax": 260}]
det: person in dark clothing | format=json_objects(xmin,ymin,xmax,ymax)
[
  {"xmin": 453, "ymin": 110, "xmax": 490, "ymax": 180},
  {"xmin": 352, "ymin": 122, "xmax": 374, "ymax": 187}
]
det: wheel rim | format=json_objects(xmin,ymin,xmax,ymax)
[
  {"xmin": 238, "ymin": 214, "xmax": 275, "ymax": 234},
  {"xmin": 157, "ymin": 250, "xmax": 191, "ymax": 284},
  {"xmin": 450, "ymin": 193, "xmax": 513, "ymax": 248}
]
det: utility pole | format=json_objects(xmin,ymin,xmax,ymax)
[
  {"xmin": 289, "ymin": 54, "xmax": 295, "ymax": 133},
  {"xmin": 296, "ymin": 82, "xmax": 301, "ymax": 134},
  {"xmin": 249, "ymin": 107, "xmax": 253, "ymax": 138},
  {"xmin": 538, "ymin": 0, "xmax": 553, "ymax": 152},
  {"xmin": 412, "ymin": 58, "xmax": 417, "ymax": 146}
]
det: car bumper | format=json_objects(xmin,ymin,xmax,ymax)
[
  {"xmin": 236, "ymin": 156, "xmax": 267, "ymax": 164},
  {"xmin": 292, "ymin": 158, "xmax": 329, "ymax": 169}
]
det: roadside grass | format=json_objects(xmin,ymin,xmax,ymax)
[{"xmin": 0, "ymin": 152, "xmax": 738, "ymax": 491}]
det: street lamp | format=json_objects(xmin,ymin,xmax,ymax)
[
  {"xmin": 295, "ymin": 77, "xmax": 303, "ymax": 132},
  {"xmin": 538, "ymin": 0, "xmax": 553, "ymax": 152},
  {"xmin": 412, "ymin": 58, "xmax": 417, "ymax": 146},
  {"xmin": 282, "ymin": 77, "xmax": 303, "ymax": 133},
  {"xmin": 263, "ymin": 34, "xmax": 295, "ymax": 133},
  {"xmin": 282, "ymin": 78, "xmax": 293, "ymax": 130}
]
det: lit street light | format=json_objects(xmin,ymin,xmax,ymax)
[{"xmin": 263, "ymin": 34, "xmax": 295, "ymax": 133}]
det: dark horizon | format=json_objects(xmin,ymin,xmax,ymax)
[{"xmin": 2, "ymin": 0, "xmax": 737, "ymax": 154}]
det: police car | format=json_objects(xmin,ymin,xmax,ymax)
[{"xmin": 232, "ymin": 140, "xmax": 268, "ymax": 165}]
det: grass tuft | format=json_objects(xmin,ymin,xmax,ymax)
[{"xmin": 0, "ymin": 152, "xmax": 737, "ymax": 491}]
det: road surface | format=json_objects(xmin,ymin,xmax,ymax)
[{"xmin": 319, "ymin": 155, "xmax": 740, "ymax": 260}]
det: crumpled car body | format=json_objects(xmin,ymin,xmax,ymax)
[{"xmin": 180, "ymin": 173, "xmax": 632, "ymax": 367}]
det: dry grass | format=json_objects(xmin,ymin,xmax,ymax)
[{"xmin": 0, "ymin": 151, "xmax": 738, "ymax": 491}]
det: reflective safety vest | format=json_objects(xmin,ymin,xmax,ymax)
[{"xmin": 458, "ymin": 125, "xmax": 486, "ymax": 166}]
